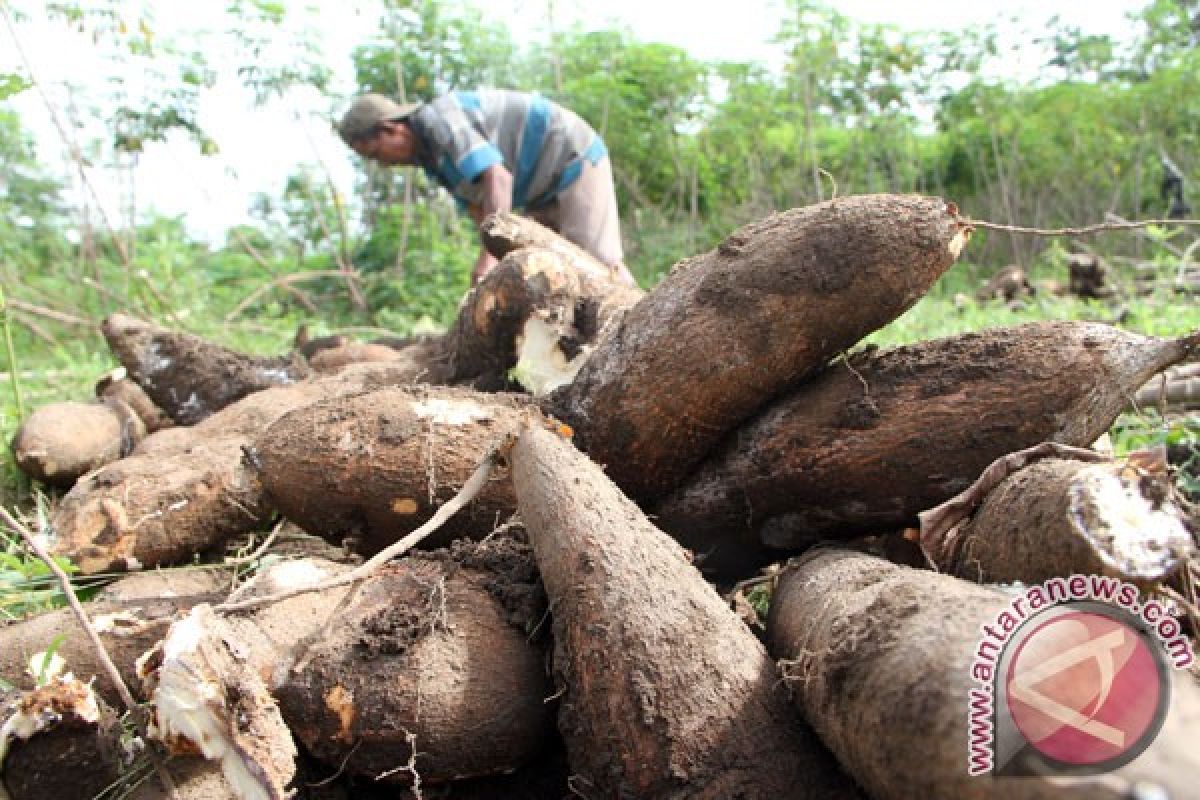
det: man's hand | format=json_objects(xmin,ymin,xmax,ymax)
[
  {"xmin": 472, "ymin": 249, "xmax": 498, "ymax": 285},
  {"xmin": 467, "ymin": 165, "xmax": 513, "ymax": 285},
  {"xmin": 477, "ymin": 164, "xmax": 513, "ymax": 217}
]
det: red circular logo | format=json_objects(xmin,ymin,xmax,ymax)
[{"xmin": 1005, "ymin": 609, "xmax": 1164, "ymax": 767}]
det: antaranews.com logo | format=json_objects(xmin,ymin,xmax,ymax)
[{"xmin": 967, "ymin": 574, "xmax": 1193, "ymax": 777}]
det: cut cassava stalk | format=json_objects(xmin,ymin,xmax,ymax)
[
  {"xmin": 273, "ymin": 538, "xmax": 554, "ymax": 786},
  {"xmin": 767, "ymin": 549, "xmax": 1200, "ymax": 800},
  {"xmin": 654, "ymin": 322, "xmax": 1200, "ymax": 581},
  {"xmin": 449, "ymin": 246, "xmax": 643, "ymax": 394},
  {"xmin": 10, "ymin": 397, "xmax": 145, "ymax": 487},
  {"xmin": 255, "ymin": 386, "xmax": 533, "ymax": 556},
  {"xmin": 1130, "ymin": 362, "xmax": 1200, "ymax": 412},
  {"xmin": 102, "ymin": 312, "xmax": 311, "ymax": 425},
  {"xmin": 509, "ymin": 424, "xmax": 858, "ymax": 799},
  {"xmin": 546, "ymin": 193, "xmax": 971, "ymax": 501},
  {"xmin": 922, "ymin": 452, "xmax": 1195, "ymax": 585},
  {"xmin": 0, "ymin": 676, "xmax": 123, "ymax": 800},
  {"xmin": 0, "ymin": 567, "xmax": 230, "ymax": 706}
]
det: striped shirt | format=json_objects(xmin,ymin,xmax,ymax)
[{"xmin": 408, "ymin": 89, "xmax": 608, "ymax": 210}]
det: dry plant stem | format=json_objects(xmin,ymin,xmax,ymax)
[
  {"xmin": 0, "ymin": 506, "xmax": 181, "ymax": 800},
  {"xmin": 225, "ymin": 270, "xmax": 361, "ymax": 321},
  {"xmin": 972, "ymin": 217, "xmax": 1200, "ymax": 236},
  {"xmin": 5, "ymin": 298, "xmax": 92, "ymax": 328},
  {"xmin": 215, "ymin": 440, "xmax": 509, "ymax": 615},
  {"xmin": 0, "ymin": 287, "xmax": 24, "ymax": 420}
]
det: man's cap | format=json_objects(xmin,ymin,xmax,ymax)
[{"xmin": 338, "ymin": 94, "xmax": 419, "ymax": 143}]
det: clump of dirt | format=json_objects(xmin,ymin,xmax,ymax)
[
  {"xmin": 427, "ymin": 530, "xmax": 548, "ymax": 638},
  {"xmin": 354, "ymin": 559, "xmax": 448, "ymax": 659}
]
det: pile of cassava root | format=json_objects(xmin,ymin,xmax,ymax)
[{"xmin": 4, "ymin": 195, "xmax": 1200, "ymax": 800}]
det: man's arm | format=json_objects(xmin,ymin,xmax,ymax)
[{"xmin": 467, "ymin": 164, "xmax": 514, "ymax": 284}]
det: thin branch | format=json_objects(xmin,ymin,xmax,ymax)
[
  {"xmin": 0, "ymin": 4, "xmax": 131, "ymax": 268},
  {"xmin": 971, "ymin": 217, "xmax": 1200, "ymax": 237},
  {"xmin": 225, "ymin": 270, "xmax": 361, "ymax": 321},
  {"xmin": 0, "ymin": 288, "xmax": 27, "ymax": 420},
  {"xmin": 214, "ymin": 437, "xmax": 514, "ymax": 615},
  {"xmin": 5, "ymin": 299, "xmax": 94, "ymax": 328}
]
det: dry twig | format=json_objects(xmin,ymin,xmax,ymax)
[{"xmin": 971, "ymin": 216, "xmax": 1200, "ymax": 237}]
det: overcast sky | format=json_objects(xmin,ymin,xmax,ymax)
[{"xmin": 2, "ymin": 0, "xmax": 1144, "ymax": 243}]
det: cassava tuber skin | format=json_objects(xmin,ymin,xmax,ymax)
[
  {"xmin": 10, "ymin": 398, "xmax": 145, "ymax": 487},
  {"xmin": 51, "ymin": 372, "xmax": 405, "ymax": 575},
  {"xmin": 0, "ymin": 676, "xmax": 123, "ymax": 800},
  {"xmin": 654, "ymin": 322, "xmax": 1200, "ymax": 581},
  {"xmin": 304, "ymin": 335, "xmax": 452, "ymax": 382},
  {"xmin": 935, "ymin": 456, "xmax": 1195, "ymax": 585},
  {"xmin": 510, "ymin": 424, "xmax": 858, "ymax": 799},
  {"xmin": 0, "ymin": 567, "xmax": 230, "ymax": 706},
  {"xmin": 546, "ymin": 193, "xmax": 971, "ymax": 501},
  {"xmin": 480, "ymin": 210, "xmax": 636, "ymax": 285},
  {"xmin": 102, "ymin": 312, "xmax": 311, "ymax": 425},
  {"xmin": 125, "ymin": 756, "xmax": 253, "ymax": 800},
  {"xmin": 274, "ymin": 539, "xmax": 553, "ymax": 785},
  {"xmin": 449, "ymin": 247, "xmax": 643, "ymax": 393},
  {"xmin": 767, "ymin": 549, "xmax": 1200, "ymax": 800},
  {"xmin": 51, "ymin": 434, "xmax": 271, "ymax": 573},
  {"xmin": 255, "ymin": 386, "xmax": 533, "ymax": 556},
  {"xmin": 96, "ymin": 369, "xmax": 176, "ymax": 433}
]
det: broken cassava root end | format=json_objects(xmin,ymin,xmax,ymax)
[
  {"xmin": 141, "ymin": 605, "xmax": 297, "ymax": 800},
  {"xmin": 102, "ymin": 312, "xmax": 310, "ymax": 425},
  {"xmin": 10, "ymin": 399, "xmax": 145, "ymax": 487},
  {"xmin": 0, "ymin": 676, "xmax": 123, "ymax": 800},
  {"xmin": 940, "ymin": 455, "xmax": 1195, "ymax": 585}
]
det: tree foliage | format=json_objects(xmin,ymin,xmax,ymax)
[{"xmin": 4, "ymin": 0, "xmax": 1200, "ymax": 335}]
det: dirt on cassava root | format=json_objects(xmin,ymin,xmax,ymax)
[
  {"xmin": 654, "ymin": 321, "xmax": 1200, "ymax": 580},
  {"xmin": 510, "ymin": 423, "xmax": 860, "ymax": 799}
]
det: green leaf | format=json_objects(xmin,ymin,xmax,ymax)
[{"xmin": 0, "ymin": 72, "xmax": 32, "ymax": 101}]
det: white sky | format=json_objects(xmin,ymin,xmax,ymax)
[{"xmin": 2, "ymin": 0, "xmax": 1143, "ymax": 244}]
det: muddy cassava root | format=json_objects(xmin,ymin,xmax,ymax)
[
  {"xmin": 654, "ymin": 322, "xmax": 1200, "ymax": 580},
  {"xmin": 255, "ymin": 386, "xmax": 533, "ymax": 557},
  {"xmin": 927, "ymin": 454, "xmax": 1195, "ymax": 585},
  {"xmin": 546, "ymin": 193, "xmax": 971, "ymax": 501},
  {"xmin": 510, "ymin": 424, "xmax": 858, "ymax": 799},
  {"xmin": 767, "ymin": 549, "xmax": 1200, "ymax": 800}
]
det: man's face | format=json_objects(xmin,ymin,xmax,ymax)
[{"xmin": 352, "ymin": 120, "xmax": 415, "ymax": 165}]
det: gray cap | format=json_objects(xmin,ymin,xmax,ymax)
[{"xmin": 337, "ymin": 93, "xmax": 419, "ymax": 144}]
